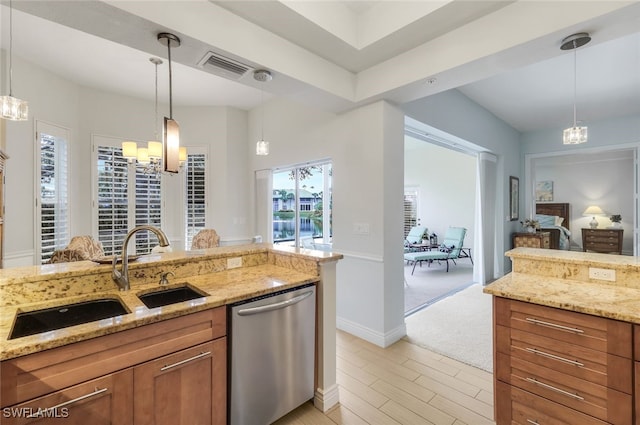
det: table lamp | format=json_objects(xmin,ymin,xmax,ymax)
[{"xmin": 583, "ymin": 205, "xmax": 605, "ymax": 229}]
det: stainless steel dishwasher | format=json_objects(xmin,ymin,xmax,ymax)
[{"xmin": 229, "ymin": 283, "xmax": 316, "ymax": 425}]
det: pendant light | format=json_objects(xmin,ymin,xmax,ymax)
[
  {"xmin": 158, "ymin": 32, "xmax": 181, "ymax": 173},
  {"xmin": 254, "ymin": 69, "xmax": 272, "ymax": 155},
  {"xmin": 561, "ymin": 32, "xmax": 591, "ymax": 145},
  {"xmin": 0, "ymin": 0, "xmax": 28, "ymax": 121}
]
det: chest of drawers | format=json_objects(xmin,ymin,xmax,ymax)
[
  {"xmin": 512, "ymin": 232, "xmax": 550, "ymax": 249},
  {"xmin": 582, "ymin": 228, "xmax": 623, "ymax": 254},
  {"xmin": 494, "ymin": 297, "xmax": 633, "ymax": 424}
]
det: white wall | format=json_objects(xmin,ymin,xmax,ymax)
[
  {"xmin": 2, "ymin": 54, "xmax": 250, "ymax": 265},
  {"xmin": 249, "ymin": 98, "xmax": 407, "ymax": 346},
  {"xmin": 533, "ymin": 152, "xmax": 634, "ymax": 253},
  {"xmin": 404, "ymin": 136, "xmax": 476, "ymax": 247},
  {"xmin": 402, "ymin": 89, "xmax": 522, "ymax": 274}
]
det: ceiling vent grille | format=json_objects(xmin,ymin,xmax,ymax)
[{"xmin": 197, "ymin": 51, "xmax": 252, "ymax": 79}]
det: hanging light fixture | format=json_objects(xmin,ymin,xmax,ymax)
[
  {"xmin": 0, "ymin": 0, "xmax": 28, "ymax": 121},
  {"xmin": 254, "ymin": 69, "xmax": 272, "ymax": 155},
  {"xmin": 561, "ymin": 32, "xmax": 591, "ymax": 145},
  {"xmin": 122, "ymin": 57, "xmax": 186, "ymax": 175},
  {"xmin": 158, "ymin": 32, "xmax": 181, "ymax": 172}
]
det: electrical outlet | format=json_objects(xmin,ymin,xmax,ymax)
[
  {"xmin": 588, "ymin": 267, "xmax": 616, "ymax": 282},
  {"xmin": 227, "ymin": 257, "xmax": 242, "ymax": 269}
]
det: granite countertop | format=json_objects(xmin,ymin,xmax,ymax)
[
  {"xmin": 484, "ymin": 247, "xmax": 640, "ymax": 324},
  {"xmin": 0, "ymin": 244, "xmax": 341, "ymax": 361}
]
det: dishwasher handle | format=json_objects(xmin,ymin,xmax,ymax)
[{"xmin": 237, "ymin": 290, "xmax": 314, "ymax": 316}]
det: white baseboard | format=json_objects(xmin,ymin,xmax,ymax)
[
  {"xmin": 337, "ymin": 316, "xmax": 406, "ymax": 348},
  {"xmin": 314, "ymin": 384, "xmax": 340, "ymax": 412},
  {"xmin": 4, "ymin": 250, "xmax": 35, "ymax": 268}
]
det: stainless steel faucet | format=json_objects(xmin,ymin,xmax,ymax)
[{"xmin": 112, "ymin": 225, "xmax": 170, "ymax": 291}]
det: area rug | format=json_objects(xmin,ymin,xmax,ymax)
[{"xmin": 404, "ymin": 283, "xmax": 493, "ymax": 372}]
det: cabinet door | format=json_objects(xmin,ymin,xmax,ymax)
[
  {"xmin": 2, "ymin": 369, "xmax": 132, "ymax": 425},
  {"xmin": 134, "ymin": 338, "xmax": 226, "ymax": 425}
]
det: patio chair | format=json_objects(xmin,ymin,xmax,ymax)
[
  {"xmin": 403, "ymin": 226, "xmax": 428, "ymax": 253},
  {"xmin": 404, "ymin": 227, "xmax": 467, "ymax": 274}
]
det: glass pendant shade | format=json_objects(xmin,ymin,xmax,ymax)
[
  {"xmin": 122, "ymin": 141, "xmax": 138, "ymax": 159},
  {"xmin": 0, "ymin": 95, "xmax": 28, "ymax": 121},
  {"xmin": 163, "ymin": 117, "xmax": 180, "ymax": 173},
  {"xmin": 147, "ymin": 141, "xmax": 162, "ymax": 159},
  {"xmin": 563, "ymin": 126, "xmax": 588, "ymax": 145},
  {"xmin": 256, "ymin": 140, "xmax": 269, "ymax": 156},
  {"xmin": 137, "ymin": 147, "xmax": 150, "ymax": 164}
]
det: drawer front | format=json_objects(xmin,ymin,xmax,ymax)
[
  {"xmin": 496, "ymin": 325, "xmax": 632, "ymax": 394},
  {"xmin": 1, "ymin": 307, "xmax": 226, "ymax": 407},
  {"xmin": 496, "ymin": 352, "xmax": 632, "ymax": 423},
  {"xmin": 495, "ymin": 298, "xmax": 632, "ymax": 358},
  {"xmin": 497, "ymin": 381, "xmax": 608, "ymax": 425}
]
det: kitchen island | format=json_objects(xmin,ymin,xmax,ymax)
[
  {"xmin": 0, "ymin": 243, "xmax": 342, "ymax": 424},
  {"xmin": 485, "ymin": 247, "xmax": 640, "ymax": 425}
]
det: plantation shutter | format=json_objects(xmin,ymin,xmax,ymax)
[
  {"xmin": 134, "ymin": 170, "xmax": 162, "ymax": 253},
  {"xmin": 185, "ymin": 152, "xmax": 206, "ymax": 249},
  {"xmin": 403, "ymin": 189, "xmax": 418, "ymax": 237},
  {"xmin": 39, "ymin": 132, "xmax": 69, "ymax": 263},
  {"xmin": 96, "ymin": 145, "xmax": 130, "ymax": 256}
]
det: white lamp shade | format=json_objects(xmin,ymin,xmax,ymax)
[
  {"xmin": 179, "ymin": 146, "xmax": 187, "ymax": 163},
  {"xmin": 147, "ymin": 141, "xmax": 162, "ymax": 159},
  {"xmin": 582, "ymin": 205, "xmax": 604, "ymax": 216},
  {"xmin": 163, "ymin": 117, "xmax": 180, "ymax": 173},
  {"xmin": 137, "ymin": 147, "xmax": 150, "ymax": 164},
  {"xmin": 256, "ymin": 140, "xmax": 269, "ymax": 156},
  {"xmin": 0, "ymin": 95, "xmax": 28, "ymax": 121},
  {"xmin": 563, "ymin": 126, "xmax": 587, "ymax": 144},
  {"xmin": 122, "ymin": 141, "xmax": 138, "ymax": 159}
]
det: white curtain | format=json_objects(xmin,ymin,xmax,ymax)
[{"xmin": 474, "ymin": 152, "xmax": 498, "ymax": 285}]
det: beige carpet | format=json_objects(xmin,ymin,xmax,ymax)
[
  {"xmin": 404, "ymin": 262, "xmax": 474, "ymax": 315},
  {"xmin": 404, "ymin": 283, "xmax": 493, "ymax": 372}
]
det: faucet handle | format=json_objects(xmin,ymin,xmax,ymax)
[{"xmin": 159, "ymin": 271, "xmax": 175, "ymax": 285}]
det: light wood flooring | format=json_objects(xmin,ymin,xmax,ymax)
[{"xmin": 274, "ymin": 330, "xmax": 495, "ymax": 425}]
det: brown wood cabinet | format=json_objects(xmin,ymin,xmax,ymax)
[
  {"xmin": 1, "ymin": 308, "xmax": 226, "ymax": 425},
  {"xmin": 512, "ymin": 231, "xmax": 550, "ymax": 249},
  {"xmin": 582, "ymin": 228, "xmax": 623, "ymax": 254},
  {"xmin": 494, "ymin": 297, "xmax": 633, "ymax": 425}
]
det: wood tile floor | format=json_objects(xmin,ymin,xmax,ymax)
[{"xmin": 274, "ymin": 330, "xmax": 496, "ymax": 425}]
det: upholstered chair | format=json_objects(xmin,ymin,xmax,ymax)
[
  {"xmin": 191, "ymin": 229, "xmax": 221, "ymax": 249},
  {"xmin": 48, "ymin": 236, "xmax": 105, "ymax": 263}
]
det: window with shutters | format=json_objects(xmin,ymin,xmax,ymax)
[
  {"xmin": 37, "ymin": 123, "xmax": 69, "ymax": 264},
  {"xmin": 184, "ymin": 150, "xmax": 207, "ymax": 250},
  {"xmin": 94, "ymin": 136, "xmax": 162, "ymax": 256}
]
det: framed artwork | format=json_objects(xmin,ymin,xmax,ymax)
[
  {"xmin": 536, "ymin": 180, "xmax": 554, "ymax": 202},
  {"xmin": 509, "ymin": 176, "xmax": 519, "ymax": 221}
]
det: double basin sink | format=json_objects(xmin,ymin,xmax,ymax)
[{"xmin": 9, "ymin": 285, "xmax": 208, "ymax": 340}]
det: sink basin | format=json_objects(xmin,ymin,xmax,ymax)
[
  {"xmin": 138, "ymin": 285, "xmax": 208, "ymax": 309},
  {"xmin": 9, "ymin": 298, "xmax": 129, "ymax": 339}
]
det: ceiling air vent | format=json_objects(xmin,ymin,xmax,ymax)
[{"xmin": 197, "ymin": 51, "xmax": 252, "ymax": 79}]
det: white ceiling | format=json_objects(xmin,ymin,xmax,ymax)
[{"xmin": 1, "ymin": 1, "xmax": 639, "ymax": 134}]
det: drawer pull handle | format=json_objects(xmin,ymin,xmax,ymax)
[
  {"xmin": 161, "ymin": 351, "xmax": 212, "ymax": 371},
  {"xmin": 526, "ymin": 420, "xmax": 540, "ymax": 425},
  {"xmin": 525, "ymin": 347, "xmax": 585, "ymax": 367},
  {"xmin": 525, "ymin": 377, "xmax": 584, "ymax": 401},
  {"xmin": 525, "ymin": 318, "xmax": 584, "ymax": 333},
  {"xmin": 27, "ymin": 387, "xmax": 108, "ymax": 417}
]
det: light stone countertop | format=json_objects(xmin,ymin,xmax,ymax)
[
  {"xmin": 484, "ymin": 247, "xmax": 640, "ymax": 324},
  {"xmin": 0, "ymin": 244, "xmax": 342, "ymax": 361}
]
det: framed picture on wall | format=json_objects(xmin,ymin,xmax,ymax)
[
  {"xmin": 536, "ymin": 180, "xmax": 554, "ymax": 201},
  {"xmin": 509, "ymin": 176, "xmax": 519, "ymax": 221}
]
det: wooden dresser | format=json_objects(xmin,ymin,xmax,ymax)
[
  {"xmin": 495, "ymin": 297, "xmax": 633, "ymax": 424},
  {"xmin": 512, "ymin": 231, "xmax": 550, "ymax": 249},
  {"xmin": 582, "ymin": 228, "xmax": 623, "ymax": 255}
]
